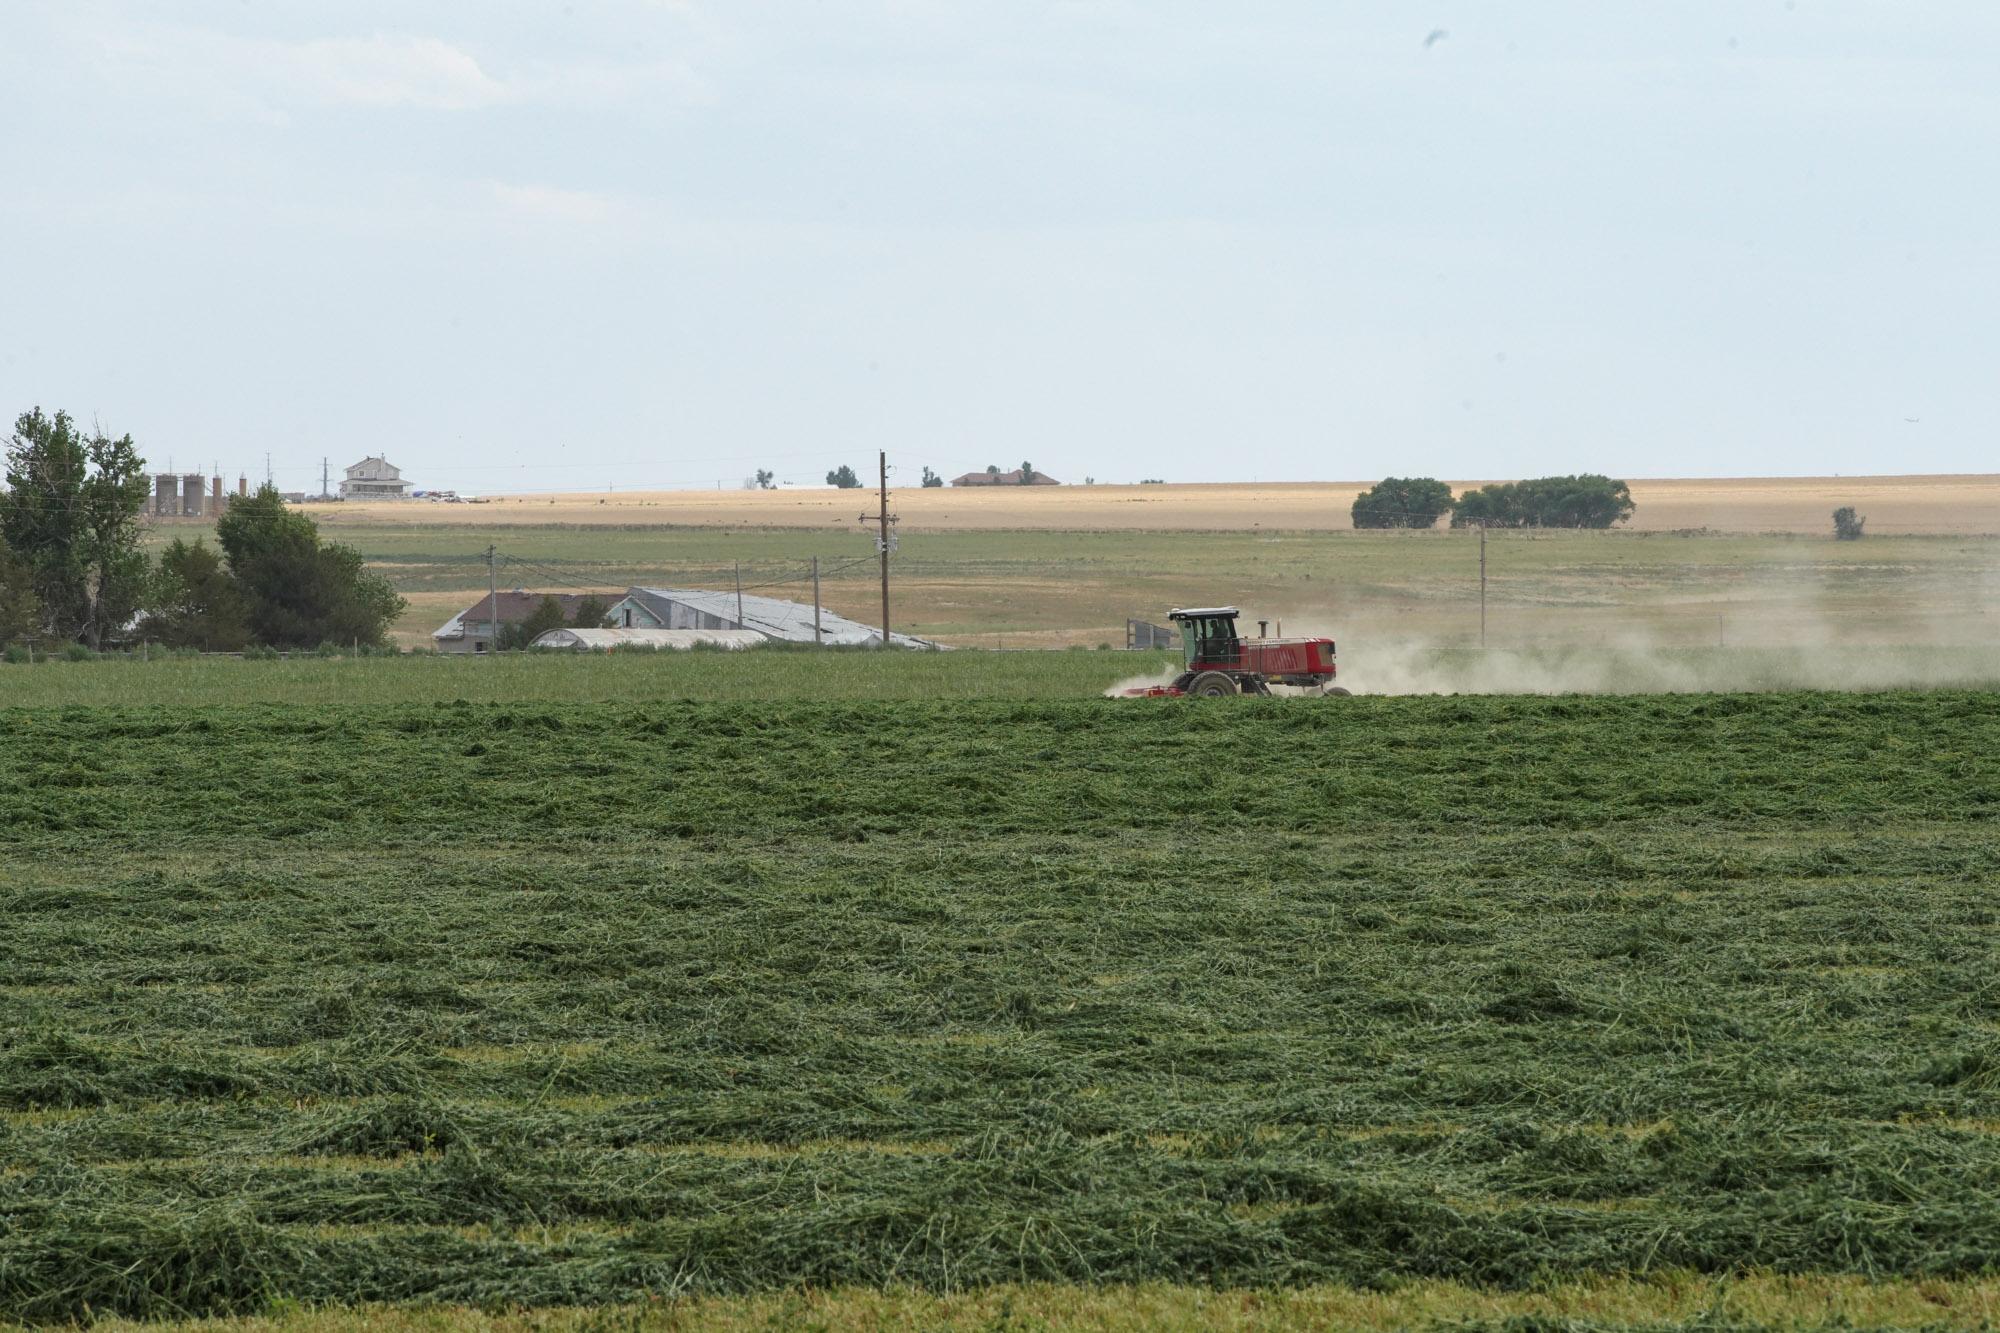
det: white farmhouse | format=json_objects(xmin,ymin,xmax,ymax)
[{"xmin": 339, "ymin": 456, "xmax": 410, "ymax": 500}]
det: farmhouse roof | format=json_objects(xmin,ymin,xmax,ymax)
[
  {"xmin": 950, "ymin": 469, "xmax": 1059, "ymax": 486},
  {"xmin": 433, "ymin": 590, "xmax": 611, "ymax": 642}
]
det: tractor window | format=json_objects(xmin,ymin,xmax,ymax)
[{"xmin": 1191, "ymin": 617, "xmax": 1240, "ymax": 662}]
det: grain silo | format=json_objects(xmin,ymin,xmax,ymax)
[
  {"xmin": 181, "ymin": 474, "xmax": 205, "ymax": 518},
  {"xmin": 154, "ymin": 474, "xmax": 178, "ymax": 515}
]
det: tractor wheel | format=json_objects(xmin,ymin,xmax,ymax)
[
  {"xmin": 1321, "ymin": 684, "xmax": 1352, "ymax": 697},
  {"xmin": 1188, "ymin": 671, "xmax": 1238, "ymax": 697}
]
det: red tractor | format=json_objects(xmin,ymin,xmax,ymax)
[{"xmin": 1125, "ymin": 606, "xmax": 1348, "ymax": 697}]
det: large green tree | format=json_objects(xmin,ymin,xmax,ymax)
[
  {"xmin": 140, "ymin": 538, "xmax": 250, "ymax": 651},
  {"xmin": 1452, "ymin": 475, "xmax": 1634, "ymax": 529},
  {"xmin": 1351, "ymin": 477, "xmax": 1455, "ymax": 529},
  {"xmin": 214, "ymin": 487, "xmax": 406, "ymax": 647},
  {"xmin": 569, "ymin": 594, "xmax": 612, "ymax": 629},
  {"xmin": 498, "ymin": 594, "xmax": 572, "ymax": 650},
  {"xmin": 0, "ymin": 535, "xmax": 40, "ymax": 647},
  {"xmin": 0, "ymin": 407, "xmax": 151, "ymax": 647}
]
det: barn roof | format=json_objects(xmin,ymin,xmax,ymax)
[{"xmin": 433, "ymin": 591, "xmax": 612, "ymax": 642}]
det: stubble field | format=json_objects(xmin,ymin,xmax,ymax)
[{"xmin": 5, "ymin": 689, "xmax": 2000, "ymax": 1328}]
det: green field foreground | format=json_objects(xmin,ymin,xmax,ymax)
[
  {"xmin": 53, "ymin": 1274, "xmax": 2000, "ymax": 1331},
  {"xmin": 5, "ymin": 693, "xmax": 2000, "ymax": 1326}
]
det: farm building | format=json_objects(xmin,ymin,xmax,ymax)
[
  {"xmin": 432, "ymin": 591, "xmax": 613, "ymax": 654},
  {"xmin": 607, "ymin": 587, "xmax": 933, "ymax": 648},
  {"xmin": 531, "ymin": 628, "xmax": 764, "ymax": 651},
  {"xmin": 950, "ymin": 468, "xmax": 1058, "ymax": 486},
  {"xmin": 339, "ymin": 456, "xmax": 410, "ymax": 500}
]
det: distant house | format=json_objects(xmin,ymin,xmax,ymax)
[
  {"xmin": 950, "ymin": 469, "xmax": 1058, "ymax": 486},
  {"xmin": 606, "ymin": 587, "xmax": 934, "ymax": 648},
  {"xmin": 340, "ymin": 456, "xmax": 410, "ymax": 500},
  {"xmin": 432, "ymin": 590, "xmax": 611, "ymax": 654}
]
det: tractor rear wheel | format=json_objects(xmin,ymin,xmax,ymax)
[
  {"xmin": 1188, "ymin": 671, "xmax": 1238, "ymax": 697},
  {"xmin": 1322, "ymin": 684, "xmax": 1352, "ymax": 697}
]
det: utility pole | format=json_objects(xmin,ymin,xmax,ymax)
[
  {"xmin": 265, "ymin": 452, "xmax": 273, "ymax": 489},
  {"xmin": 485, "ymin": 545, "xmax": 498, "ymax": 654},
  {"xmin": 322, "ymin": 457, "xmax": 330, "ymax": 500},
  {"xmin": 878, "ymin": 451, "xmax": 890, "ymax": 645},
  {"xmin": 858, "ymin": 450, "xmax": 896, "ymax": 646},
  {"xmin": 811, "ymin": 556, "xmax": 823, "ymax": 646},
  {"xmin": 734, "ymin": 560, "xmax": 744, "ymax": 627},
  {"xmin": 1478, "ymin": 522, "xmax": 1488, "ymax": 649}
]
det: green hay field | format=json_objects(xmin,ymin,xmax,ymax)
[
  {"xmin": 4, "ymin": 692, "xmax": 2000, "ymax": 1327},
  {"xmin": 10, "ymin": 642, "xmax": 2000, "ymax": 709}
]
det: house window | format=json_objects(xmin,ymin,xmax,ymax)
[
  {"xmin": 622, "ymin": 609, "xmax": 632, "ymax": 627},
  {"xmin": 475, "ymin": 641, "xmax": 487, "ymax": 654}
]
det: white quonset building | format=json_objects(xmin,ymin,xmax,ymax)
[
  {"xmin": 606, "ymin": 587, "xmax": 933, "ymax": 648},
  {"xmin": 531, "ymin": 628, "xmax": 765, "ymax": 651}
]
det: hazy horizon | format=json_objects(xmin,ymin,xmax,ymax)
[{"xmin": 6, "ymin": 3, "xmax": 1998, "ymax": 495}]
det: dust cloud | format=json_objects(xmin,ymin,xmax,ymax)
[
  {"xmin": 1103, "ymin": 667, "xmax": 1180, "ymax": 697},
  {"xmin": 1332, "ymin": 639, "xmax": 2000, "ymax": 695}
]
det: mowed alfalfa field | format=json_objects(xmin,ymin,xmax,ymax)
[
  {"xmin": 9, "ymin": 688, "xmax": 2000, "ymax": 1330},
  {"xmin": 11, "ymin": 474, "xmax": 2000, "ymax": 1330}
]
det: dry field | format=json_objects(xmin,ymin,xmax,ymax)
[
  {"xmin": 136, "ymin": 473, "xmax": 2000, "ymax": 653},
  {"xmin": 301, "ymin": 473, "xmax": 2000, "ymax": 536}
]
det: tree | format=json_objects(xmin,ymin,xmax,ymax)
[
  {"xmin": 827, "ymin": 465, "xmax": 862, "ymax": 489},
  {"xmin": 0, "ymin": 407, "xmax": 152, "ymax": 648},
  {"xmin": 920, "ymin": 466, "xmax": 943, "ymax": 488},
  {"xmin": 499, "ymin": 594, "xmax": 570, "ymax": 650},
  {"xmin": 1018, "ymin": 461, "xmax": 1036, "ymax": 485},
  {"xmin": 1833, "ymin": 506, "xmax": 1866, "ymax": 541},
  {"xmin": 140, "ymin": 538, "xmax": 249, "ymax": 651},
  {"xmin": 570, "ymin": 594, "xmax": 612, "ymax": 628},
  {"xmin": 986, "ymin": 464, "xmax": 1001, "ymax": 476},
  {"xmin": 215, "ymin": 486, "xmax": 407, "ymax": 647},
  {"xmin": 0, "ymin": 535, "xmax": 39, "ymax": 648},
  {"xmin": 1351, "ymin": 477, "xmax": 1454, "ymax": 529},
  {"xmin": 1451, "ymin": 475, "xmax": 1633, "ymax": 529},
  {"xmin": 754, "ymin": 469, "xmax": 776, "ymax": 490}
]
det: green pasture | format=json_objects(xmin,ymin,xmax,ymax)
[
  {"xmin": 3, "ymin": 693, "xmax": 2000, "ymax": 1326},
  {"xmin": 10, "ymin": 642, "xmax": 2000, "ymax": 708}
]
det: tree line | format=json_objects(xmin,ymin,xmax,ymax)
[
  {"xmin": 1350, "ymin": 474, "xmax": 1636, "ymax": 529},
  {"xmin": 0, "ymin": 407, "xmax": 405, "ymax": 653}
]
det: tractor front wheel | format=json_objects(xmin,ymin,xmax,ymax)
[
  {"xmin": 1188, "ymin": 671, "xmax": 1238, "ymax": 697},
  {"xmin": 1321, "ymin": 684, "xmax": 1352, "ymax": 697}
]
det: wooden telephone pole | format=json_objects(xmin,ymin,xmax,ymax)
[
  {"xmin": 1478, "ymin": 523, "xmax": 1488, "ymax": 648},
  {"xmin": 859, "ymin": 451, "xmax": 896, "ymax": 646}
]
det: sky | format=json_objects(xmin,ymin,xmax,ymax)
[{"xmin": 2, "ymin": 2, "xmax": 1996, "ymax": 492}]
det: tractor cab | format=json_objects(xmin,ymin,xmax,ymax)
[{"xmin": 1168, "ymin": 607, "xmax": 1245, "ymax": 672}]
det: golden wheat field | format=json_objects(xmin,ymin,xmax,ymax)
[{"xmin": 307, "ymin": 474, "xmax": 2000, "ymax": 535}]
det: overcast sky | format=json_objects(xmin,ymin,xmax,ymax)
[{"xmin": 3, "ymin": 2, "xmax": 1995, "ymax": 491}]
